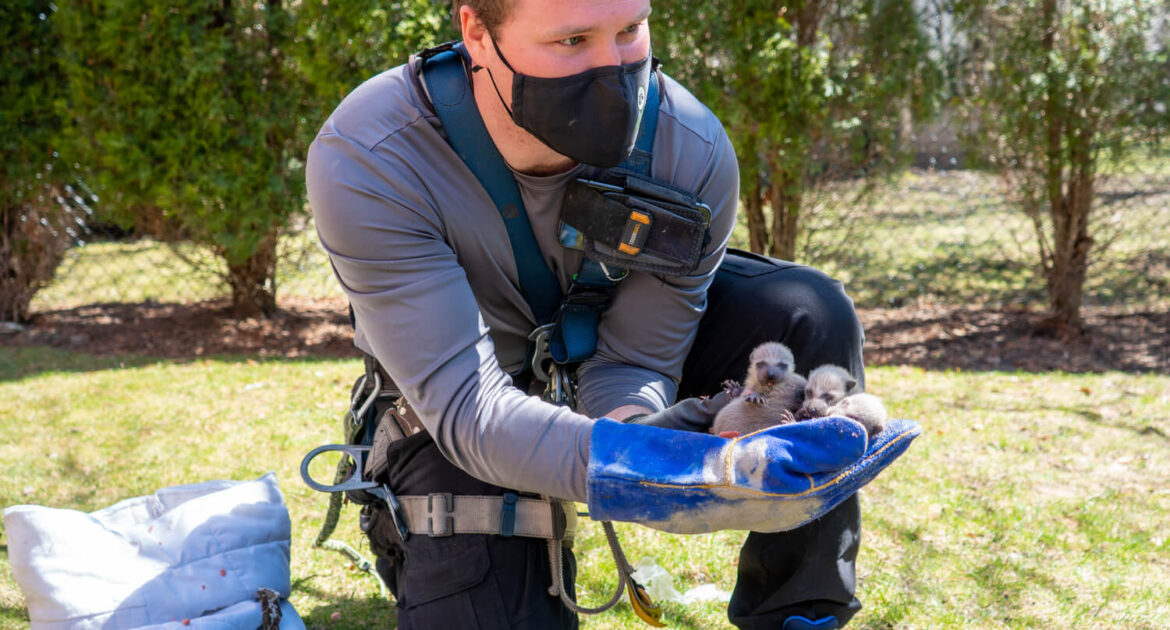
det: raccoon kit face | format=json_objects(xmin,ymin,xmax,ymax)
[
  {"xmin": 746, "ymin": 342, "xmax": 796, "ymax": 391},
  {"xmin": 799, "ymin": 365, "xmax": 857, "ymax": 419}
]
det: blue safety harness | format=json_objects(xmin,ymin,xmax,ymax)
[{"xmin": 418, "ymin": 42, "xmax": 660, "ymax": 386}]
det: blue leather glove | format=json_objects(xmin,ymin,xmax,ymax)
[{"xmin": 586, "ymin": 416, "xmax": 921, "ymax": 534}]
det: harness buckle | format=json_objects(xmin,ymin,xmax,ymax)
[{"xmin": 426, "ymin": 492, "xmax": 455, "ymax": 537}]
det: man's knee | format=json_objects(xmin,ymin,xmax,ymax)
[
  {"xmin": 742, "ymin": 263, "xmax": 864, "ymax": 367},
  {"xmin": 681, "ymin": 252, "xmax": 865, "ymax": 397}
]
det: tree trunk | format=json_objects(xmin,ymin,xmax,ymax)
[
  {"xmin": 226, "ymin": 230, "xmax": 278, "ymax": 318},
  {"xmin": 760, "ymin": 0, "xmax": 821, "ymax": 263},
  {"xmin": 1043, "ymin": 143, "xmax": 1095, "ymax": 336},
  {"xmin": 767, "ymin": 170, "xmax": 802, "ymax": 262},
  {"xmin": 744, "ymin": 166, "xmax": 769, "ymax": 254},
  {"xmin": 1036, "ymin": 0, "xmax": 1094, "ymax": 336},
  {"xmin": 0, "ymin": 201, "xmax": 68, "ymax": 323}
]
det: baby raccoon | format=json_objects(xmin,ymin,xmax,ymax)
[
  {"xmin": 797, "ymin": 364, "xmax": 856, "ymax": 420},
  {"xmin": 825, "ymin": 393, "xmax": 887, "ymax": 437},
  {"xmin": 711, "ymin": 341, "xmax": 808, "ymax": 438}
]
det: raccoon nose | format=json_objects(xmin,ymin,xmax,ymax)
[{"xmin": 804, "ymin": 400, "xmax": 827, "ymax": 417}]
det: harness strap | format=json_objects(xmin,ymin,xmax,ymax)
[
  {"xmin": 420, "ymin": 43, "xmax": 562, "ymax": 325},
  {"xmin": 548, "ymin": 261, "xmax": 619, "ymax": 364},
  {"xmin": 549, "ymin": 69, "xmax": 661, "ymax": 365}
]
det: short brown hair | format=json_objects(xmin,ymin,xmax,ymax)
[{"xmin": 451, "ymin": 0, "xmax": 512, "ymax": 36}]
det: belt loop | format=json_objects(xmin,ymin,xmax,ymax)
[
  {"xmin": 426, "ymin": 492, "xmax": 455, "ymax": 537},
  {"xmin": 552, "ymin": 500, "xmax": 567, "ymax": 540},
  {"xmin": 499, "ymin": 492, "xmax": 518, "ymax": 538}
]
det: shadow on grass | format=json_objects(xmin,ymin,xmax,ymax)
[
  {"xmin": 0, "ymin": 345, "xmax": 355, "ymax": 384},
  {"xmin": 992, "ymin": 400, "xmax": 1170, "ymax": 442},
  {"xmin": 0, "ymin": 346, "xmax": 158, "ymax": 382},
  {"xmin": 292, "ymin": 575, "xmax": 398, "ymax": 629},
  {"xmin": 844, "ymin": 249, "xmax": 1041, "ymax": 310}
]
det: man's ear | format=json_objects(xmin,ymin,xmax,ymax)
[{"xmin": 460, "ymin": 5, "xmax": 490, "ymax": 67}]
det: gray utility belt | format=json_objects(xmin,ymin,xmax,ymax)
[
  {"xmin": 364, "ymin": 391, "xmax": 574, "ymax": 542},
  {"xmin": 398, "ymin": 492, "xmax": 567, "ymax": 539}
]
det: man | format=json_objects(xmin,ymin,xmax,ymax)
[{"xmin": 306, "ymin": 1, "xmax": 905, "ymax": 628}]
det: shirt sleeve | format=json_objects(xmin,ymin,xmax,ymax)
[
  {"xmin": 575, "ymin": 111, "xmax": 740, "ymax": 417},
  {"xmin": 307, "ymin": 127, "xmax": 595, "ymax": 502}
]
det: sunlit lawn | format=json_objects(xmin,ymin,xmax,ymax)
[{"xmin": 2, "ymin": 348, "xmax": 1167, "ymax": 629}]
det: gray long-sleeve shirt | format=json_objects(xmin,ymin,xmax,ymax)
[{"xmin": 306, "ymin": 55, "xmax": 738, "ymax": 502}]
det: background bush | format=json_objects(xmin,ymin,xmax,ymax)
[
  {"xmin": 0, "ymin": 2, "xmax": 71, "ymax": 323},
  {"xmin": 4, "ymin": 1, "xmax": 1166, "ymax": 330}
]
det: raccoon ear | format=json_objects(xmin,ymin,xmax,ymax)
[{"xmin": 845, "ymin": 377, "xmax": 858, "ymax": 392}]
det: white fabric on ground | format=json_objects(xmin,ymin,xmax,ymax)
[{"xmin": 3, "ymin": 473, "xmax": 303, "ymax": 629}]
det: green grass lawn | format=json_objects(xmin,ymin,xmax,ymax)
[{"xmin": 2, "ymin": 347, "xmax": 1168, "ymax": 629}]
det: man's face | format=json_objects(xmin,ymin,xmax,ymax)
[
  {"xmin": 486, "ymin": 0, "xmax": 651, "ymax": 82},
  {"xmin": 461, "ymin": 0, "xmax": 652, "ymax": 172}
]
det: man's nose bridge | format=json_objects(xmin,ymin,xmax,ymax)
[{"xmin": 594, "ymin": 39, "xmax": 623, "ymax": 67}]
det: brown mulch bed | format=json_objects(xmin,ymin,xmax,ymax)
[
  {"xmin": 1, "ymin": 297, "xmax": 360, "ymax": 360},
  {"xmin": 3, "ymin": 298, "xmax": 1168, "ymax": 373},
  {"xmin": 860, "ymin": 304, "xmax": 1169, "ymax": 373}
]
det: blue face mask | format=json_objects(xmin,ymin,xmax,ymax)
[{"xmin": 479, "ymin": 38, "xmax": 654, "ymax": 168}]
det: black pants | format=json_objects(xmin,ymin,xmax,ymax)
[
  {"xmin": 679, "ymin": 250, "xmax": 864, "ymax": 629},
  {"xmin": 366, "ymin": 249, "xmax": 865, "ymax": 629}
]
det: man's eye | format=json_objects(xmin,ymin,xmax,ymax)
[
  {"xmin": 622, "ymin": 23, "xmax": 641, "ymax": 34},
  {"xmin": 558, "ymin": 36, "xmax": 584, "ymax": 47}
]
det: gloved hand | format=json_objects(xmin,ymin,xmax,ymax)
[
  {"xmin": 623, "ymin": 391, "xmax": 734, "ymax": 433},
  {"xmin": 587, "ymin": 415, "xmax": 921, "ymax": 534}
]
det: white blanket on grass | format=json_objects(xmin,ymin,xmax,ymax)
[{"xmin": 3, "ymin": 473, "xmax": 305, "ymax": 630}]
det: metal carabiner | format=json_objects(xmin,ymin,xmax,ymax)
[
  {"xmin": 300, "ymin": 443, "xmax": 410, "ymax": 541},
  {"xmin": 348, "ymin": 372, "xmax": 383, "ymax": 431},
  {"xmin": 545, "ymin": 363, "xmax": 577, "ymax": 408},
  {"xmin": 300, "ymin": 444, "xmax": 378, "ymax": 494},
  {"xmin": 528, "ymin": 323, "xmax": 557, "ymax": 384}
]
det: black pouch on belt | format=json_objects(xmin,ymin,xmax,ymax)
[{"xmin": 560, "ymin": 168, "xmax": 712, "ymax": 276}]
